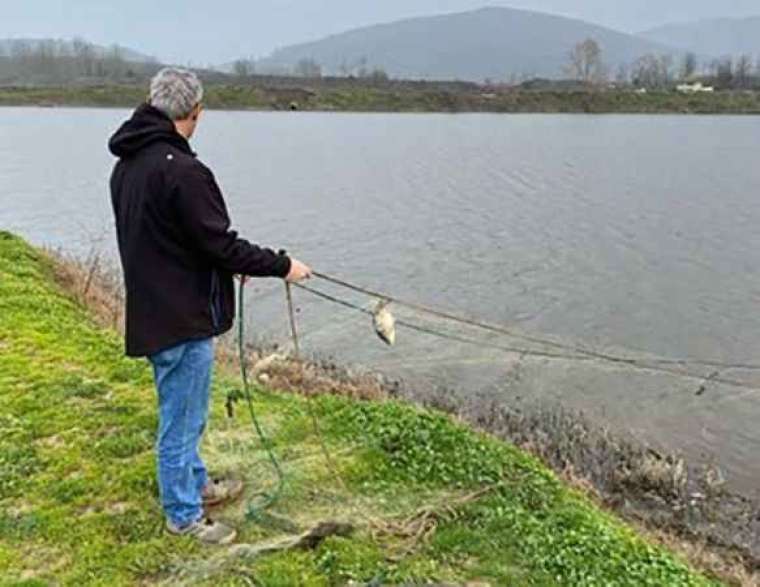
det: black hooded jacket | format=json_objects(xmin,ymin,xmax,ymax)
[{"xmin": 109, "ymin": 104, "xmax": 291, "ymax": 357}]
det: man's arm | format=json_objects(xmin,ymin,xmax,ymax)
[{"xmin": 173, "ymin": 164, "xmax": 294, "ymax": 278}]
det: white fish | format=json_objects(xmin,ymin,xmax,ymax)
[{"xmin": 372, "ymin": 300, "xmax": 396, "ymax": 346}]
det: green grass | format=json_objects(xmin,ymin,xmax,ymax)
[{"xmin": 0, "ymin": 230, "xmax": 721, "ymax": 585}]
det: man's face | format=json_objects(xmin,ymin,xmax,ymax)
[{"xmin": 185, "ymin": 103, "xmax": 203, "ymax": 139}]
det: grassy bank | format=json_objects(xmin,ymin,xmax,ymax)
[
  {"xmin": 0, "ymin": 230, "xmax": 719, "ymax": 585},
  {"xmin": 3, "ymin": 83, "xmax": 760, "ymax": 114}
]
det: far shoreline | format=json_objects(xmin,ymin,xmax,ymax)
[
  {"xmin": 5, "ymin": 104, "xmax": 760, "ymax": 117},
  {"xmin": 3, "ymin": 83, "xmax": 760, "ymax": 115}
]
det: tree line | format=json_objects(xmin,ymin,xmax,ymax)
[
  {"xmin": 5, "ymin": 36, "xmax": 760, "ymax": 91},
  {"xmin": 232, "ymin": 55, "xmax": 389, "ymax": 81},
  {"xmin": 566, "ymin": 38, "xmax": 760, "ymax": 90},
  {"xmin": 0, "ymin": 39, "xmax": 159, "ymax": 85}
]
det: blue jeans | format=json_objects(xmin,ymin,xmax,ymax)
[{"xmin": 148, "ymin": 338, "xmax": 214, "ymax": 527}]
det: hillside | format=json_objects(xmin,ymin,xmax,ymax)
[
  {"xmin": 257, "ymin": 6, "xmax": 676, "ymax": 81},
  {"xmin": 0, "ymin": 230, "xmax": 719, "ymax": 585},
  {"xmin": 640, "ymin": 17, "xmax": 760, "ymax": 58}
]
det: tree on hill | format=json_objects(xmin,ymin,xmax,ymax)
[{"xmin": 565, "ymin": 38, "xmax": 607, "ymax": 84}]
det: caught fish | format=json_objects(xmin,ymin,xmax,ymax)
[{"xmin": 372, "ymin": 300, "xmax": 396, "ymax": 346}]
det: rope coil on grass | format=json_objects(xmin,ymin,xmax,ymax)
[{"xmin": 237, "ymin": 278, "xmax": 286, "ymax": 519}]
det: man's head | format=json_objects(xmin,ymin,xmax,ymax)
[{"xmin": 149, "ymin": 67, "xmax": 204, "ymax": 139}]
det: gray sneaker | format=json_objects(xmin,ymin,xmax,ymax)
[{"xmin": 167, "ymin": 517, "xmax": 237, "ymax": 545}]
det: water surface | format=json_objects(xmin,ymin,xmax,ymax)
[{"xmin": 2, "ymin": 107, "xmax": 760, "ymax": 491}]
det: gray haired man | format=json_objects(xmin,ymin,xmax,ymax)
[{"xmin": 108, "ymin": 68, "xmax": 312, "ymax": 544}]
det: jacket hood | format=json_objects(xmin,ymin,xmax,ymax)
[{"xmin": 108, "ymin": 103, "xmax": 193, "ymax": 159}]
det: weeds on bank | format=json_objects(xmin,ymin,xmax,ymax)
[{"xmin": 4, "ymin": 84, "xmax": 760, "ymax": 114}]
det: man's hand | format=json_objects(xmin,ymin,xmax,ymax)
[{"xmin": 286, "ymin": 258, "xmax": 313, "ymax": 283}]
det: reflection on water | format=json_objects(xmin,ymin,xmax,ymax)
[{"xmin": 2, "ymin": 107, "xmax": 760, "ymax": 491}]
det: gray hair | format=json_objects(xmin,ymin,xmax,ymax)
[{"xmin": 149, "ymin": 67, "xmax": 204, "ymax": 121}]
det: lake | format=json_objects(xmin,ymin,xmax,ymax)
[{"xmin": 2, "ymin": 107, "xmax": 760, "ymax": 492}]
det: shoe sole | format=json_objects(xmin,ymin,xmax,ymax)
[
  {"xmin": 213, "ymin": 529, "xmax": 237, "ymax": 545},
  {"xmin": 166, "ymin": 525, "xmax": 238, "ymax": 545}
]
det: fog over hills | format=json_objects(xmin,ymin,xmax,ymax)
[
  {"xmin": 640, "ymin": 17, "xmax": 760, "ymax": 58},
  {"xmin": 257, "ymin": 7, "xmax": 676, "ymax": 81}
]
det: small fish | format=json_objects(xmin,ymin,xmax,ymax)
[{"xmin": 373, "ymin": 300, "xmax": 396, "ymax": 346}]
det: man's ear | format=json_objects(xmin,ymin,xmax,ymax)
[{"xmin": 191, "ymin": 104, "xmax": 202, "ymax": 122}]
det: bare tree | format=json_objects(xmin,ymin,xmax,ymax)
[
  {"xmin": 233, "ymin": 58, "xmax": 254, "ymax": 78},
  {"xmin": 31, "ymin": 40, "xmax": 57, "ymax": 77},
  {"xmin": 658, "ymin": 54, "xmax": 674, "ymax": 84},
  {"xmin": 614, "ymin": 63, "xmax": 630, "ymax": 86},
  {"xmin": 565, "ymin": 38, "xmax": 606, "ymax": 84},
  {"xmin": 632, "ymin": 55, "xmax": 655, "ymax": 88},
  {"xmin": 734, "ymin": 54, "xmax": 752, "ymax": 89},
  {"xmin": 72, "ymin": 38, "xmax": 96, "ymax": 77},
  {"xmin": 712, "ymin": 57, "xmax": 734, "ymax": 89},
  {"xmin": 355, "ymin": 56, "xmax": 369, "ymax": 78},
  {"xmin": 103, "ymin": 45, "xmax": 127, "ymax": 80},
  {"xmin": 0, "ymin": 37, "xmax": 160, "ymax": 84},
  {"xmin": 9, "ymin": 39, "xmax": 30, "ymax": 60},
  {"xmin": 631, "ymin": 54, "xmax": 673, "ymax": 88},
  {"xmin": 294, "ymin": 58, "xmax": 322, "ymax": 78},
  {"xmin": 680, "ymin": 52, "xmax": 697, "ymax": 81},
  {"xmin": 367, "ymin": 67, "xmax": 389, "ymax": 83}
]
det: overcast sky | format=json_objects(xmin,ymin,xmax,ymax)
[{"xmin": 3, "ymin": 1, "xmax": 760, "ymax": 64}]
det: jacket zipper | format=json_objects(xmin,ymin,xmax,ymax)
[{"xmin": 209, "ymin": 270, "xmax": 221, "ymax": 330}]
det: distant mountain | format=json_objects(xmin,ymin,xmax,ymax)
[
  {"xmin": 257, "ymin": 7, "xmax": 676, "ymax": 81},
  {"xmin": 0, "ymin": 38, "xmax": 155, "ymax": 63},
  {"xmin": 640, "ymin": 17, "xmax": 760, "ymax": 57}
]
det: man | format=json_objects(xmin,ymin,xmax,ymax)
[{"xmin": 108, "ymin": 67, "xmax": 311, "ymax": 545}]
